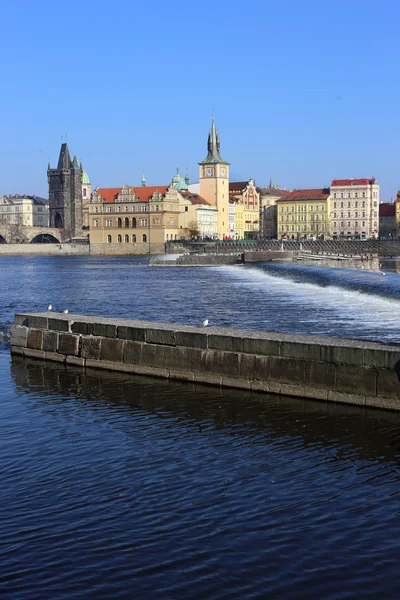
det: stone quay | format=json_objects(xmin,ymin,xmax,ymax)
[{"xmin": 10, "ymin": 313, "xmax": 400, "ymax": 411}]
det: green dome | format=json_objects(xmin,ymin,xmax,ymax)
[
  {"xmin": 174, "ymin": 176, "xmax": 189, "ymax": 191},
  {"xmin": 82, "ymin": 170, "xmax": 90, "ymax": 185}
]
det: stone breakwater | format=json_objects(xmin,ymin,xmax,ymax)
[{"xmin": 10, "ymin": 313, "xmax": 400, "ymax": 411}]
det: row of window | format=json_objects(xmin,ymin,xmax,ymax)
[
  {"xmin": 280, "ymin": 224, "xmax": 325, "ymax": 232},
  {"xmin": 280, "ymin": 205, "xmax": 325, "ymax": 212},
  {"xmin": 333, "ymin": 191, "xmax": 368, "ymax": 199},
  {"xmin": 0, "ymin": 206, "xmax": 45, "ymax": 212},
  {"xmin": 107, "ymin": 233, "xmax": 179, "ymax": 244},
  {"xmin": 333, "ymin": 222, "xmax": 377, "ymax": 228},
  {"xmin": 281, "ymin": 215, "xmax": 325, "ymax": 222},
  {"xmin": 332, "ymin": 212, "xmax": 377, "ymax": 218},
  {"xmin": 108, "ymin": 234, "xmax": 145, "ymax": 243},
  {"xmin": 333, "ymin": 201, "xmax": 376, "ymax": 208},
  {"xmin": 92, "ymin": 218, "xmax": 149, "ymax": 228},
  {"xmin": 92, "ymin": 203, "xmax": 176, "ymax": 213}
]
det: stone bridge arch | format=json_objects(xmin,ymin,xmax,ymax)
[
  {"xmin": 0, "ymin": 226, "xmax": 63, "ymax": 244},
  {"xmin": 30, "ymin": 233, "xmax": 62, "ymax": 244},
  {"xmin": 26, "ymin": 228, "xmax": 62, "ymax": 243}
]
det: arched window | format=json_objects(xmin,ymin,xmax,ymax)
[
  {"xmin": 125, "ymin": 217, "xmax": 129, "ymax": 228},
  {"xmin": 125, "ymin": 234, "xmax": 129, "ymax": 243},
  {"xmin": 83, "ymin": 188, "xmax": 87, "ymax": 197},
  {"xmin": 132, "ymin": 217, "xmax": 137, "ymax": 228},
  {"xmin": 132, "ymin": 234, "xmax": 136, "ymax": 243},
  {"xmin": 117, "ymin": 217, "xmax": 122, "ymax": 228},
  {"xmin": 117, "ymin": 235, "xmax": 122, "ymax": 243},
  {"xmin": 166, "ymin": 233, "xmax": 169, "ymax": 240},
  {"xmin": 142, "ymin": 234, "xmax": 147, "ymax": 242},
  {"xmin": 107, "ymin": 235, "xmax": 112, "ymax": 243}
]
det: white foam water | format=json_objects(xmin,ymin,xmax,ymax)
[{"xmin": 215, "ymin": 265, "xmax": 400, "ymax": 341}]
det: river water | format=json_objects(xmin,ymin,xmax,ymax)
[{"xmin": 1, "ymin": 256, "xmax": 400, "ymax": 599}]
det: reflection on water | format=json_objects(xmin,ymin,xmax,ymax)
[
  {"xmin": 1, "ymin": 355, "xmax": 400, "ymax": 599},
  {"xmin": 2, "ymin": 256, "xmax": 400, "ymax": 598},
  {"xmin": 10, "ymin": 357, "xmax": 400, "ymax": 465}
]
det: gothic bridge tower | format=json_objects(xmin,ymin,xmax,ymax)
[{"xmin": 47, "ymin": 143, "xmax": 83, "ymax": 237}]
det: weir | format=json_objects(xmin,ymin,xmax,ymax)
[{"xmin": 10, "ymin": 313, "xmax": 400, "ymax": 411}]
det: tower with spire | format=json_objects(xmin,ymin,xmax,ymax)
[
  {"xmin": 199, "ymin": 115, "xmax": 230, "ymax": 239},
  {"xmin": 47, "ymin": 142, "xmax": 84, "ymax": 237}
]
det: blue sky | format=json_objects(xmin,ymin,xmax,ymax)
[{"xmin": 1, "ymin": 0, "xmax": 399, "ymax": 199}]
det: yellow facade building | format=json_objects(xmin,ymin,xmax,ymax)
[
  {"xmin": 229, "ymin": 180, "xmax": 260, "ymax": 239},
  {"xmin": 276, "ymin": 188, "xmax": 331, "ymax": 240},
  {"xmin": 88, "ymin": 184, "xmax": 181, "ymax": 253},
  {"xmin": 231, "ymin": 198, "xmax": 244, "ymax": 239}
]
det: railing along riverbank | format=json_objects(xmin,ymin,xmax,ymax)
[{"xmin": 11, "ymin": 313, "xmax": 400, "ymax": 411}]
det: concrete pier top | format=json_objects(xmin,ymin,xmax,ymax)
[{"xmin": 11, "ymin": 313, "xmax": 400, "ymax": 411}]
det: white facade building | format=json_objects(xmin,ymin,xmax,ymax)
[
  {"xmin": 197, "ymin": 205, "xmax": 218, "ymax": 239},
  {"xmin": 178, "ymin": 190, "xmax": 218, "ymax": 240},
  {"xmin": 228, "ymin": 200, "xmax": 235, "ymax": 238},
  {"xmin": 0, "ymin": 194, "xmax": 49, "ymax": 227},
  {"xmin": 329, "ymin": 178, "xmax": 379, "ymax": 239}
]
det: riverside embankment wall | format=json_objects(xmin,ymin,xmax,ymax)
[
  {"xmin": 10, "ymin": 313, "xmax": 400, "ymax": 411},
  {"xmin": 0, "ymin": 243, "xmax": 90, "ymax": 255}
]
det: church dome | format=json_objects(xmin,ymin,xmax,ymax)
[
  {"xmin": 174, "ymin": 176, "xmax": 189, "ymax": 191},
  {"xmin": 171, "ymin": 168, "xmax": 188, "ymax": 190},
  {"xmin": 82, "ymin": 170, "xmax": 90, "ymax": 185}
]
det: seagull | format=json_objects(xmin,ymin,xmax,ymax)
[
  {"xmin": 47, "ymin": 304, "xmax": 52, "ymax": 311},
  {"xmin": 202, "ymin": 319, "xmax": 209, "ymax": 327},
  {"xmin": 63, "ymin": 309, "xmax": 69, "ymax": 314}
]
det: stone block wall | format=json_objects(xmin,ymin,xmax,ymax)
[
  {"xmin": 0, "ymin": 243, "xmax": 90, "ymax": 255},
  {"xmin": 10, "ymin": 313, "xmax": 400, "ymax": 411},
  {"xmin": 89, "ymin": 242, "xmax": 165, "ymax": 255}
]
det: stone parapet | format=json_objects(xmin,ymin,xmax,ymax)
[{"xmin": 10, "ymin": 313, "xmax": 400, "ymax": 411}]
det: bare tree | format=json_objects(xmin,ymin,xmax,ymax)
[{"xmin": 186, "ymin": 220, "xmax": 200, "ymax": 239}]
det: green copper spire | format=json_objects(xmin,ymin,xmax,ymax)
[
  {"xmin": 185, "ymin": 166, "xmax": 190, "ymax": 185},
  {"xmin": 141, "ymin": 172, "xmax": 146, "ymax": 186},
  {"xmin": 199, "ymin": 115, "xmax": 229, "ymax": 165}
]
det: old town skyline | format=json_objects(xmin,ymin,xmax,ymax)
[{"xmin": 1, "ymin": 1, "xmax": 400, "ymax": 200}]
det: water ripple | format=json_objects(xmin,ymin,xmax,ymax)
[{"xmin": 0, "ymin": 356, "xmax": 400, "ymax": 598}]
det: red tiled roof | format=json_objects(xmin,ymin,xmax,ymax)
[
  {"xmin": 179, "ymin": 191, "xmax": 211, "ymax": 205},
  {"xmin": 133, "ymin": 186, "xmax": 169, "ymax": 201},
  {"xmin": 96, "ymin": 186, "xmax": 169, "ymax": 203},
  {"xmin": 96, "ymin": 187, "xmax": 121, "ymax": 203},
  {"xmin": 331, "ymin": 178, "xmax": 376, "ymax": 186},
  {"xmin": 229, "ymin": 181, "xmax": 252, "ymax": 192},
  {"xmin": 257, "ymin": 188, "xmax": 289, "ymax": 197},
  {"xmin": 379, "ymin": 203, "xmax": 395, "ymax": 217},
  {"xmin": 276, "ymin": 188, "xmax": 330, "ymax": 202}
]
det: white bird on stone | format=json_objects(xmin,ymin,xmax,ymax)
[
  {"xmin": 202, "ymin": 319, "xmax": 209, "ymax": 327},
  {"xmin": 47, "ymin": 304, "xmax": 52, "ymax": 311},
  {"xmin": 63, "ymin": 309, "xmax": 69, "ymax": 314}
]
